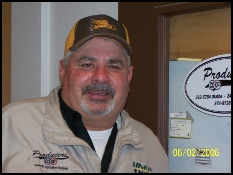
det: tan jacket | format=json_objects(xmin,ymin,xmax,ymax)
[{"xmin": 2, "ymin": 86, "xmax": 168, "ymax": 173}]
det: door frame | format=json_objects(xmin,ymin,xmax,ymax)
[{"xmin": 2, "ymin": 2, "xmax": 12, "ymax": 107}]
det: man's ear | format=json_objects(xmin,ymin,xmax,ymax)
[
  {"xmin": 128, "ymin": 66, "xmax": 134, "ymax": 82},
  {"xmin": 59, "ymin": 60, "xmax": 66, "ymax": 83}
]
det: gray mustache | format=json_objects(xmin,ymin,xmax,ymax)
[{"xmin": 82, "ymin": 83, "xmax": 115, "ymax": 98}]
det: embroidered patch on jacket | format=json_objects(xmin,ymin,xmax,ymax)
[
  {"xmin": 133, "ymin": 161, "xmax": 152, "ymax": 173},
  {"xmin": 33, "ymin": 150, "xmax": 69, "ymax": 171}
]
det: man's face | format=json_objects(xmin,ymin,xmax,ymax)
[{"xmin": 59, "ymin": 37, "xmax": 133, "ymax": 119}]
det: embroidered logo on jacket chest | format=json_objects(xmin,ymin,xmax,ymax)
[
  {"xmin": 133, "ymin": 161, "xmax": 152, "ymax": 173},
  {"xmin": 33, "ymin": 150, "xmax": 69, "ymax": 171}
]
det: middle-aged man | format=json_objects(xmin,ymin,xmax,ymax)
[{"xmin": 2, "ymin": 14, "xmax": 168, "ymax": 173}]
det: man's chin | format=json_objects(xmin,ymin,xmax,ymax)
[
  {"xmin": 81, "ymin": 104, "xmax": 114, "ymax": 116},
  {"xmin": 83, "ymin": 109, "xmax": 110, "ymax": 117}
]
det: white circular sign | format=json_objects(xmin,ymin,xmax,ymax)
[{"xmin": 184, "ymin": 54, "xmax": 231, "ymax": 117}]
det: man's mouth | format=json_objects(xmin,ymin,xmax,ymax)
[{"xmin": 87, "ymin": 92, "xmax": 111, "ymax": 101}]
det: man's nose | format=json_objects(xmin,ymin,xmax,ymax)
[{"xmin": 91, "ymin": 66, "xmax": 110, "ymax": 84}]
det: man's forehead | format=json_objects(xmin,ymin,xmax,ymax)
[{"xmin": 74, "ymin": 55, "xmax": 124, "ymax": 64}]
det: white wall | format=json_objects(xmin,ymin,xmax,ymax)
[{"xmin": 11, "ymin": 2, "xmax": 118, "ymax": 102}]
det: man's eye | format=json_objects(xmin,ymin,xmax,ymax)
[
  {"xmin": 109, "ymin": 65, "xmax": 120, "ymax": 69},
  {"xmin": 81, "ymin": 63, "xmax": 93, "ymax": 68}
]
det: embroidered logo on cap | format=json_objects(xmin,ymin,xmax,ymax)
[{"xmin": 90, "ymin": 20, "xmax": 116, "ymax": 31}]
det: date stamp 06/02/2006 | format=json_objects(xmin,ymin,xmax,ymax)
[{"xmin": 172, "ymin": 148, "xmax": 220, "ymax": 157}]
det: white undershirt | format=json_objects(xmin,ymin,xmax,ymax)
[
  {"xmin": 87, "ymin": 127, "xmax": 112, "ymax": 161},
  {"xmin": 87, "ymin": 115, "xmax": 121, "ymax": 161}
]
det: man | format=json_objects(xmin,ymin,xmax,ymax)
[{"xmin": 2, "ymin": 14, "xmax": 168, "ymax": 173}]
